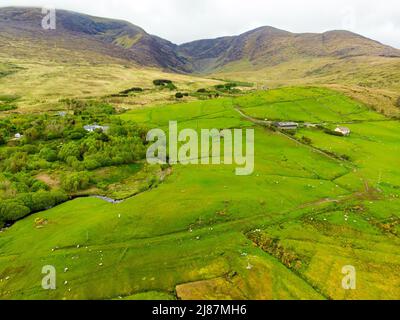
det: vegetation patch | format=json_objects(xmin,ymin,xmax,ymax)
[
  {"xmin": 153, "ymin": 79, "xmax": 177, "ymax": 90},
  {"xmin": 0, "ymin": 95, "xmax": 20, "ymax": 112}
]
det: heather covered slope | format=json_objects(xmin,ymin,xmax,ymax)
[
  {"xmin": 179, "ymin": 26, "xmax": 400, "ymax": 72},
  {"xmin": 0, "ymin": 7, "xmax": 190, "ymax": 71},
  {"xmin": 2, "ymin": 6, "xmax": 400, "ymax": 74}
]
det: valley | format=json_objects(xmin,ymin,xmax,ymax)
[{"xmin": 0, "ymin": 6, "xmax": 399, "ymax": 300}]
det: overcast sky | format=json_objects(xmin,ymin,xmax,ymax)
[{"xmin": 2, "ymin": 0, "xmax": 400, "ymax": 48}]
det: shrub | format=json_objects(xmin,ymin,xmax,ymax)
[
  {"xmin": 175, "ymin": 92, "xmax": 184, "ymax": 99},
  {"xmin": 119, "ymin": 87, "xmax": 143, "ymax": 95},
  {"xmin": 23, "ymin": 127, "xmax": 40, "ymax": 143},
  {"xmin": 0, "ymin": 200, "xmax": 30, "ymax": 224},
  {"xmin": 0, "ymin": 191, "xmax": 68, "ymax": 226},
  {"xmin": 61, "ymin": 172, "xmax": 91, "ymax": 192},
  {"xmin": 40, "ymin": 147, "xmax": 58, "ymax": 162},
  {"xmin": 153, "ymin": 79, "xmax": 172, "ymax": 86},
  {"xmin": 5, "ymin": 152, "xmax": 28, "ymax": 173},
  {"xmin": 300, "ymin": 136, "xmax": 312, "ymax": 145},
  {"xmin": 58, "ymin": 142, "xmax": 81, "ymax": 161},
  {"xmin": 153, "ymin": 79, "xmax": 176, "ymax": 90},
  {"xmin": 67, "ymin": 129, "xmax": 87, "ymax": 140},
  {"xmin": 0, "ymin": 104, "xmax": 17, "ymax": 111},
  {"xmin": 29, "ymin": 192, "xmax": 58, "ymax": 212},
  {"xmin": 396, "ymin": 97, "xmax": 400, "ymax": 108}
]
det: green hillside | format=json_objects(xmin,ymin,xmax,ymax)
[{"xmin": 1, "ymin": 87, "xmax": 399, "ymax": 300}]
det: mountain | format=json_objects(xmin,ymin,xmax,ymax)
[
  {"xmin": 0, "ymin": 7, "xmax": 190, "ymax": 71},
  {"xmin": 179, "ymin": 26, "xmax": 400, "ymax": 72},
  {"xmin": 1, "ymin": 6, "xmax": 400, "ymax": 74}
]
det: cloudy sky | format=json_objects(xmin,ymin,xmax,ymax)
[{"xmin": 2, "ymin": 0, "xmax": 400, "ymax": 48}]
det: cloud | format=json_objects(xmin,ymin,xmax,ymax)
[{"xmin": 1, "ymin": 0, "xmax": 400, "ymax": 48}]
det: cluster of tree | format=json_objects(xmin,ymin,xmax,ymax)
[
  {"xmin": 0, "ymin": 99, "xmax": 152, "ymax": 227},
  {"xmin": 110, "ymin": 87, "xmax": 144, "ymax": 97},
  {"xmin": 119, "ymin": 87, "xmax": 143, "ymax": 94},
  {"xmin": 214, "ymin": 83, "xmax": 241, "ymax": 94},
  {"xmin": 195, "ymin": 88, "xmax": 220, "ymax": 99},
  {"xmin": 153, "ymin": 79, "xmax": 177, "ymax": 90},
  {"xmin": 0, "ymin": 190, "xmax": 68, "ymax": 227},
  {"xmin": 175, "ymin": 92, "xmax": 189, "ymax": 99},
  {"xmin": 0, "ymin": 103, "xmax": 148, "ymax": 197},
  {"xmin": 0, "ymin": 121, "xmax": 147, "ymax": 173}
]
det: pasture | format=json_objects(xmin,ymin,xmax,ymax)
[{"xmin": 1, "ymin": 86, "xmax": 399, "ymax": 300}]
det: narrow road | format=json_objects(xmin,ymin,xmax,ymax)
[{"xmin": 234, "ymin": 106, "xmax": 355, "ymax": 167}]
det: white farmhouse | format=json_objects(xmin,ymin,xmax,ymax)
[{"xmin": 335, "ymin": 127, "xmax": 351, "ymax": 136}]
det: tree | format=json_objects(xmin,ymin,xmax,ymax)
[
  {"xmin": 0, "ymin": 133, "xmax": 5, "ymax": 145},
  {"xmin": 23, "ymin": 127, "xmax": 40, "ymax": 143},
  {"xmin": 0, "ymin": 200, "xmax": 30, "ymax": 224},
  {"xmin": 6, "ymin": 152, "xmax": 28, "ymax": 173},
  {"xmin": 58, "ymin": 142, "xmax": 81, "ymax": 161},
  {"xmin": 61, "ymin": 172, "xmax": 91, "ymax": 192},
  {"xmin": 40, "ymin": 147, "xmax": 58, "ymax": 162},
  {"xmin": 175, "ymin": 92, "xmax": 184, "ymax": 99}
]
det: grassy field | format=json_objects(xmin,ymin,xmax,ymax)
[
  {"xmin": 1, "ymin": 86, "xmax": 399, "ymax": 300},
  {"xmin": 0, "ymin": 57, "xmax": 221, "ymax": 114},
  {"xmin": 211, "ymin": 56, "xmax": 400, "ymax": 117}
]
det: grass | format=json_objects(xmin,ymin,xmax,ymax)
[
  {"xmin": 211, "ymin": 56, "xmax": 400, "ymax": 116},
  {"xmin": 1, "ymin": 86, "xmax": 399, "ymax": 300},
  {"xmin": 235, "ymin": 87, "xmax": 385, "ymax": 123},
  {"xmin": 0, "ymin": 58, "xmax": 222, "ymax": 114}
]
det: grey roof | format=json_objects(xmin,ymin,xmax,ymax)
[{"xmin": 274, "ymin": 122, "xmax": 299, "ymax": 127}]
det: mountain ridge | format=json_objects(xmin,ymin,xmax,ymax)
[{"xmin": 1, "ymin": 6, "xmax": 400, "ymax": 73}]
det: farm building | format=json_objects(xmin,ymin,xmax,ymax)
[
  {"xmin": 84, "ymin": 125, "xmax": 109, "ymax": 133},
  {"xmin": 274, "ymin": 122, "xmax": 299, "ymax": 130},
  {"xmin": 335, "ymin": 127, "xmax": 351, "ymax": 136}
]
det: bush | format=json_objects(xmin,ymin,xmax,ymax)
[
  {"xmin": 23, "ymin": 127, "xmax": 40, "ymax": 143},
  {"xmin": 0, "ymin": 191, "xmax": 68, "ymax": 226},
  {"xmin": 153, "ymin": 79, "xmax": 172, "ymax": 86},
  {"xmin": 29, "ymin": 192, "xmax": 58, "ymax": 212},
  {"xmin": 5, "ymin": 152, "xmax": 28, "ymax": 173},
  {"xmin": 0, "ymin": 200, "xmax": 30, "ymax": 225},
  {"xmin": 300, "ymin": 136, "xmax": 312, "ymax": 145},
  {"xmin": 58, "ymin": 142, "xmax": 81, "ymax": 161},
  {"xmin": 61, "ymin": 172, "xmax": 91, "ymax": 192},
  {"xmin": 119, "ymin": 87, "xmax": 143, "ymax": 95},
  {"xmin": 197, "ymin": 88, "xmax": 207, "ymax": 93},
  {"xmin": 0, "ymin": 104, "xmax": 17, "ymax": 111},
  {"xmin": 175, "ymin": 92, "xmax": 184, "ymax": 99},
  {"xmin": 40, "ymin": 147, "xmax": 58, "ymax": 162},
  {"xmin": 396, "ymin": 97, "xmax": 400, "ymax": 108},
  {"xmin": 67, "ymin": 129, "xmax": 87, "ymax": 140}
]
